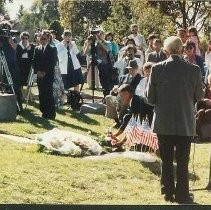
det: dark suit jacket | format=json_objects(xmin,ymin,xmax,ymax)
[
  {"xmin": 119, "ymin": 73, "xmax": 143, "ymax": 91},
  {"xmin": 33, "ymin": 44, "xmax": 57, "ymax": 77},
  {"xmin": 147, "ymin": 50, "xmax": 167, "ymax": 63},
  {"xmin": 119, "ymin": 95, "xmax": 144, "ymax": 131},
  {"xmin": 146, "ymin": 54, "xmax": 204, "ymax": 136}
]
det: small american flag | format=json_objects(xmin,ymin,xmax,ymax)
[{"xmin": 124, "ymin": 117, "xmax": 159, "ymax": 151}]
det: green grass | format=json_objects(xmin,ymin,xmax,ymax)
[
  {"xmin": 0, "ymin": 139, "xmax": 210, "ymax": 204},
  {"xmin": 0, "ymin": 87, "xmax": 211, "ymax": 204}
]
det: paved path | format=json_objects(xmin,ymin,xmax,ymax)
[{"xmin": 0, "ymin": 134, "xmax": 37, "ymax": 144}]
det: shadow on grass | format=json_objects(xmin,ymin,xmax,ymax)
[
  {"xmin": 141, "ymin": 160, "xmax": 200, "ymax": 182},
  {"xmin": 20, "ymin": 109, "xmax": 55, "ymax": 130},
  {"xmin": 20, "ymin": 102, "xmax": 101, "ymax": 137},
  {"xmin": 54, "ymin": 118, "xmax": 100, "ymax": 137},
  {"xmin": 141, "ymin": 160, "xmax": 161, "ymax": 176}
]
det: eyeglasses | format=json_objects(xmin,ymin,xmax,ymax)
[
  {"xmin": 22, "ymin": 37, "xmax": 28, "ymax": 40},
  {"xmin": 40, "ymin": 37, "xmax": 47, "ymax": 40}
]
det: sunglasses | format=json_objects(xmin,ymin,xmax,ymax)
[
  {"xmin": 40, "ymin": 37, "xmax": 47, "ymax": 40},
  {"xmin": 22, "ymin": 37, "xmax": 28, "ymax": 40}
]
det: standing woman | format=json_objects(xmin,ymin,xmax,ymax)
[
  {"xmin": 56, "ymin": 30, "xmax": 83, "ymax": 91},
  {"xmin": 183, "ymin": 41, "xmax": 205, "ymax": 77},
  {"xmin": 16, "ymin": 31, "xmax": 35, "ymax": 97}
]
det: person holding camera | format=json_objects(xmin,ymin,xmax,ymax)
[
  {"xmin": 0, "ymin": 21, "xmax": 22, "ymax": 112},
  {"xmin": 83, "ymin": 34, "xmax": 101, "ymax": 89},
  {"xmin": 56, "ymin": 30, "xmax": 83, "ymax": 92},
  {"xmin": 94, "ymin": 30, "xmax": 115, "ymax": 98}
]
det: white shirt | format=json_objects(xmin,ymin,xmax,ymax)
[
  {"xmin": 56, "ymin": 41, "xmax": 81, "ymax": 74},
  {"xmin": 19, "ymin": 41, "xmax": 30, "ymax": 58},
  {"xmin": 135, "ymin": 77, "xmax": 148, "ymax": 97},
  {"xmin": 205, "ymin": 52, "xmax": 211, "ymax": 71},
  {"xmin": 128, "ymin": 33, "xmax": 147, "ymax": 51},
  {"xmin": 114, "ymin": 57, "xmax": 143, "ymax": 79}
]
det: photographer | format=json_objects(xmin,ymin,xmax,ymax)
[
  {"xmin": 0, "ymin": 21, "xmax": 22, "ymax": 112},
  {"xmin": 83, "ymin": 34, "xmax": 101, "ymax": 89},
  {"xmin": 88, "ymin": 29, "xmax": 115, "ymax": 99}
]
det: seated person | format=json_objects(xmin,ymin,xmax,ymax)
[
  {"xmin": 105, "ymin": 60, "xmax": 143, "ymax": 128},
  {"xmin": 195, "ymin": 73, "xmax": 211, "ymax": 136},
  {"xmin": 112, "ymin": 84, "xmax": 145, "ymax": 146}
]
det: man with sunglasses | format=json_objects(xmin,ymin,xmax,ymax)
[{"xmin": 33, "ymin": 30, "xmax": 57, "ymax": 119}]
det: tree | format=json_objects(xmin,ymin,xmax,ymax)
[
  {"xmin": 49, "ymin": 20, "xmax": 63, "ymax": 41},
  {"xmin": 149, "ymin": 0, "xmax": 211, "ymax": 31},
  {"xmin": 59, "ymin": 0, "xmax": 111, "ymax": 38},
  {"xmin": 0, "ymin": 0, "xmax": 6, "ymax": 15},
  {"xmin": 129, "ymin": 0, "xmax": 175, "ymax": 39},
  {"xmin": 101, "ymin": 0, "xmax": 132, "ymax": 43},
  {"xmin": 18, "ymin": 0, "xmax": 60, "ymax": 36},
  {"xmin": 17, "ymin": 5, "xmax": 24, "ymax": 19}
]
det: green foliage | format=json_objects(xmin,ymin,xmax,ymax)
[
  {"xmin": 17, "ymin": 4, "xmax": 24, "ymax": 19},
  {"xmin": 101, "ymin": 0, "xmax": 175, "ymax": 43},
  {"xmin": 49, "ymin": 20, "xmax": 64, "ymax": 41},
  {"xmin": 102, "ymin": 0, "xmax": 132, "ymax": 43},
  {"xmin": 18, "ymin": 0, "xmax": 59, "ymax": 35},
  {"xmin": 0, "ymin": 137, "xmax": 211, "ymax": 204},
  {"xmin": 0, "ymin": 0, "xmax": 5, "ymax": 14},
  {"xmin": 129, "ymin": 0, "xmax": 176, "ymax": 39},
  {"xmin": 59, "ymin": 0, "xmax": 111, "ymax": 39}
]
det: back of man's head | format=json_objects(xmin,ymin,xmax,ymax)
[
  {"xmin": 163, "ymin": 36, "xmax": 182, "ymax": 55},
  {"xmin": 119, "ymin": 84, "xmax": 134, "ymax": 95}
]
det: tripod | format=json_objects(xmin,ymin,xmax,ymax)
[
  {"xmin": 25, "ymin": 66, "xmax": 36, "ymax": 109},
  {"xmin": 90, "ymin": 39, "xmax": 98, "ymax": 103},
  {"xmin": 0, "ymin": 49, "xmax": 20, "ymax": 111}
]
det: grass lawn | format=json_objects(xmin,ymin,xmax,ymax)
[{"xmin": 0, "ymin": 86, "xmax": 211, "ymax": 204}]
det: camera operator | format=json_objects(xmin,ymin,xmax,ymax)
[
  {"xmin": 88, "ymin": 29, "xmax": 115, "ymax": 99},
  {"xmin": 0, "ymin": 21, "xmax": 23, "ymax": 112},
  {"xmin": 83, "ymin": 34, "xmax": 101, "ymax": 89}
]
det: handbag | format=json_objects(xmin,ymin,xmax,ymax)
[{"xmin": 66, "ymin": 90, "xmax": 83, "ymax": 110}]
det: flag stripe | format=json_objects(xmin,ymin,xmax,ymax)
[{"xmin": 124, "ymin": 118, "xmax": 159, "ymax": 151}]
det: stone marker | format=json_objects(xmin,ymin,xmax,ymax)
[
  {"xmin": 0, "ymin": 93, "xmax": 17, "ymax": 121},
  {"xmin": 80, "ymin": 103, "xmax": 106, "ymax": 115}
]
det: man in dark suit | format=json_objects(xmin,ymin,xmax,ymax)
[
  {"xmin": 112, "ymin": 84, "xmax": 144, "ymax": 144},
  {"xmin": 147, "ymin": 39, "xmax": 167, "ymax": 63},
  {"xmin": 33, "ymin": 30, "xmax": 57, "ymax": 119},
  {"xmin": 146, "ymin": 36, "xmax": 204, "ymax": 204},
  {"xmin": 105, "ymin": 60, "xmax": 142, "ymax": 127}
]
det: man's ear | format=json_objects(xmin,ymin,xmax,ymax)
[{"xmin": 164, "ymin": 50, "xmax": 170, "ymax": 58}]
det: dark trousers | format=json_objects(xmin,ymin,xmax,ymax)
[
  {"xmin": 142, "ymin": 102, "xmax": 154, "ymax": 126},
  {"xmin": 157, "ymin": 135, "xmax": 191, "ymax": 200},
  {"xmin": 97, "ymin": 63, "xmax": 113, "ymax": 97},
  {"xmin": 37, "ymin": 75, "xmax": 55, "ymax": 118}
]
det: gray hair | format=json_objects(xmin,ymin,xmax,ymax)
[{"xmin": 163, "ymin": 36, "xmax": 183, "ymax": 54}]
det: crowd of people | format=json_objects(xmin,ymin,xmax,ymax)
[{"xmin": 1, "ymin": 19, "xmax": 211, "ymax": 204}]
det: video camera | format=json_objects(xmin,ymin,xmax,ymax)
[{"xmin": 0, "ymin": 27, "xmax": 20, "ymax": 38}]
